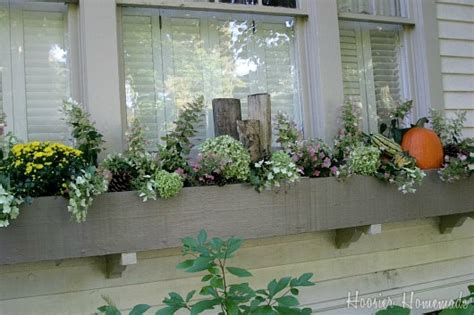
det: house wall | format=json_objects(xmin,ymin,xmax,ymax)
[
  {"xmin": 437, "ymin": 0, "xmax": 474, "ymax": 137},
  {"xmin": 0, "ymin": 218, "xmax": 473, "ymax": 315}
]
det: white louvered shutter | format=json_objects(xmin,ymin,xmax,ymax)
[
  {"xmin": 122, "ymin": 15, "xmax": 162, "ymax": 147},
  {"xmin": 161, "ymin": 15, "xmax": 209, "ymax": 142},
  {"xmin": 339, "ymin": 26, "xmax": 365, "ymax": 105},
  {"xmin": 339, "ymin": 22, "xmax": 403, "ymax": 131},
  {"xmin": 369, "ymin": 28, "xmax": 402, "ymax": 124},
  {"xmin": 23, "ymin": 10, "xmax": 68, "ymax": 142},
  {"xmin": 255, "ymin": 20, "xmax": 299, "ymax": 121}
]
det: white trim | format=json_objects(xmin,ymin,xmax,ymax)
[
  {"xmin": 338, "ymin": 12, "xmax": 415, "ymax": 25},
  {"xmin": 116, "ymin": 0, "xmax": 308, "ymax": 17}
]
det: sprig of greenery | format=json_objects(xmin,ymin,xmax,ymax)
[
  {"xmin": 159, "ymin": 96, "xmax": 205, "ymax": 173},
  {"xmin": 430, "ymin": 109, "xmax": 466, "ymax": 145},
  {"xmin": 61, "ymin": 99, "xmax": 105, "ymax": 166},
  {"xmin": 97, "ymin": 230, "xmax": 315, "ymax": 315}
]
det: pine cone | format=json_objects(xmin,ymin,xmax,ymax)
[{"xmin": 108, "ymin": 171, "xmax": 133, "ymax": 192}]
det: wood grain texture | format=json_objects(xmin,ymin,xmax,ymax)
[
  {"xmin": 212, "ymin": 98, "xmax": 242, "ymax": 139},
  {"xmin": 0, "ymin": 173, "xmax": 472, "ymax": 265}
]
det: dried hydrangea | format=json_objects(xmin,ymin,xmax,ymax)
[
  {"xmin": 200, "ymin": 135, "xmax": 251, "ymax": 183},
  {"xmin": 347, "ymin": 145, "xmax": 381, "ymax": 176}
]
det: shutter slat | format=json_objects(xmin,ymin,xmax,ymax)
[
  {"xmin": 23, "ymin": 10, "xmax": 68, "ymax": 141},
  {"xmin": 369, "ymin": 29, "xmax": 402, "ymax": 121}
]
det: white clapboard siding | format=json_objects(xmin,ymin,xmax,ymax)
[
  {"xmin": 0, "ymin": 218, "xmax": 473, "ymax": 315},
  {"xmin": 22, "ymin": 10, "xmax": 68, "ymax": 142},
  {"xmin": 369, "ymin": 28, "xmax": 401, "ymax": 122},
  {"xmin": 437, "ymin": 0, "xmax": 474, "ymax": 134},
  {"xmin": 122, "ymin": 15, "xmax": 162, "ymax": 146}
]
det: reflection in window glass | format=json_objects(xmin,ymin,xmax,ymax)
[
  {"xmin": 337, "ymin": 0, "xmax": 404, "ymax": 17},
  {"xmin": 339, "ymin": 22, "xmax": 405, "ymax": 131},
  {"xmin": 0, "ymin": 1, "xmax": 71, "ymax": 141},
  {"xmin": 262, "ymin": 0, "xmax": 296, "ymax": 8},
  {"xmin": 122, "ymin": 9, "xmax": 301, "ymax": 147}
]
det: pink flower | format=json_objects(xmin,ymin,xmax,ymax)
[
  {"xmin": 319, "ymin": 152, "xmax": 325, "ymax": 159},
  {"xmin": 175, "ymin": 168, "xmax": 185, "ymax": 176},
  {"xmin": 313, "ymin": 170, "xmax": 320, "ymax": 177},
  {"xmin": 458, "ymin": 154, "xmax": 467, "ymax": 161},
  {"xmin": 322, "ymin": 157, "xmax": 331, "ymax": 168},
  {"xmin": 330, "ymin": 166, "xmax": 338, "ymax": 175},
  {"xmin": 308, "ymin": 147, "xmax": 316, "ymax": 157}
]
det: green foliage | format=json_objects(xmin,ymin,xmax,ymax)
[
  {"xmin": 199, "ymin": 135, "xmax": 251, "ymax": 183},
  {"xmin": 67, "ymin": 167, "xmax": 109, "ymax": 223},
  {"xmin": 0, "ymin": 178, "xmax": 23, "ymax": 227},
  {"xmin": 61, "ymin": 99, "xmax": 105, "ymax": 166},
  {"xmin": 334, "ymin": 101, "xmax": 364, "ymax": 161},
  {"xmin": 97, "ymin": 230, "xmax": 315, "ymax": 315},
  {"xmin": 375, "ymin": 306, "xmax": 410, "ymax": 315},
  {"xmin": 274, "ymin": 113, "xmax": 338, "ymax": 178},
  {"xmin": 347, "ymin": 145, "xmax": 381, "ymax": 176},
  {"xmin": 383, "ymin": 100, "xmax": 414, "ymax": 144},
  {"xmin": 430, "ymin": 109, "xmax": 466, "ymax": 145},
  {"xmin": 155, "ymin": 170, "xmax": 184, "ymax": 199},
  {"xmin": 274, "ymin": 111, "xmax": 302, "ymax": 153},
  {"xmin": 250, "ymin": 151, "xmax": 301, "ymax": 192},
  {"xmin": 159, "ymin": 96, "xmax": 205, "ymax": 173}
]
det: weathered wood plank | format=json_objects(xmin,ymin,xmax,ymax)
[
  {"xmin": 212, "ymin": 98, "xmax": 242, "ymax": 139},
  {"xmin": 0, "ymin": 173, "xmax": 472, "ymax": 265}
]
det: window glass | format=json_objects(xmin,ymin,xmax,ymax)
[
  {"xmin": 122, "ymin": 9, "xmax": 301, "ymax": 147},
  {"xmin": 339, "ymin": 21, "xmax": 406, "ymax": 131},
  {"xmin": 0, "ymin": 0, "xmax": 72, "ymax": 142},
  {"xmin": 337, "ymin": 0, "xmax": 405, "ymax": 17}
]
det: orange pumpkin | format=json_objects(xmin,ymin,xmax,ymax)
[{"xmin": 401, "ymin": 118, "xmax": 444, "ymax": 169}]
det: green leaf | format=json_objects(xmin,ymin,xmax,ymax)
[
  {"xmin": 226, "ymin": 267, "xmax": 252, "ymax": 278},
  {"xmin": 440, "ymin": 304, "xmax": 474, "ymax": 315},
  {"xmin": 186, "ymin": 290, "xmax": 196, "ymax": 303},
  {"xmin": 176, "ymin": 259, "xmax": 194, "ymax": 270},
  {"xmin": 290, "ymin": 273, "xmax": 315, "ymax": 287},
  {"xmin": 290, "ymin": 288, "xmax": 299, "ymax": 296},
  {"xmin": 197, "ymin": 230, "xmax": 208, "ymax": 245},
  {"xmin": 210, "ymin": 277, "xmax": 224, "ymax": 289},
  {"xmin": 155, "ymin": 306, "xmax": 178, "ymax": 315},
  {"xmin": 201, "ymin": 275, "xmax": 213, "ymax": 282},
  {"xmin": 254, "ymin": 305, "xmax": 277, "ymax": 315},
  {"xmin": 376, "ymin": 306, "xmax": 411, "ymax": 315},
  {"xmin": 187, "ymin": 257, "xmax": 213, "ymax": 273},
  {"xmin": 468, "ymin": 285, "xmax": 474, "ymax": 294},
  {"xmin": 190, "ymin": 299, "xmax": 220, "ymax": 315},
  {"xmin": 129, "ymin": 304, "xmax": 151, "ymax": 315},
  {"xmin": 274, "ymin": 306, "xmax": 306, "ymax": 315},
  {"xmin": 275, "ymin": 296, "xmax": 299, "ymax": 307},
  {"xmin": 268, "ymin": 277, "xmax": 291, "ymax": 297},
  {"xmin": 97, "ymin": 305, "xmax": 122, "ymax": 315}
]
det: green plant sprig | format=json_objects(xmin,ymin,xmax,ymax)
[{"xmin": 97, "ymin": 230, "xmax": 315, "ymax": 315}]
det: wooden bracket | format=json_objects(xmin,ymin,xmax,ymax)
[
  {"xmin": 105, "ymin": 253, "xmax": 137, "ymax": 279},
  {"xmin": 335, "ymin": 224, "xmax": 382, "ymax": 249},
  {"xmin": 439, "ymin": 212, "xmax": 474, "ymax": 234}
]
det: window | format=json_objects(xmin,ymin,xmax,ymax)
[
  {"xmin": 121, "ymin": 8, "xmax": 301, "ymax": 146},
  {"xmin": 337, "ymin": 0, "xmax": 406, "ymax": 18},
  {"xmin": 187, "ymin": 0, "xmax": 297, "ymax": 9},
  {"xmin": 0, "ymin": 1, "xmax": 75, "ymax": 142},
  {"xmin": 337, "ymin": 0, "xmax": 413, "ymax": 132}
]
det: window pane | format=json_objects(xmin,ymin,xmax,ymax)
[
  {"xmin": 339, "ymin": 22, "xmax": 404, "ymax": 131},
  {"xmin": 262, "ymin": 0, "xmax": 296, "ymax": 8},
  {"xmin": 122, "ymin": 9, "xmax": 301, "ymax": 147},
  {"xmin": 0, "ymin": 1, "xmax": 71, "ymax": 142},
  {"xmin": 337, "ymin": 0, "xmax": 405, "ymax": 17}
]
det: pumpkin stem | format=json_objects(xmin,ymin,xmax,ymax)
[{"xmin": 415, "ymin": 117, "xmax": 429, "ymax": 128}]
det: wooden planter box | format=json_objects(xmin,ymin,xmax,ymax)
[{"xmin": 0, "ymin": 173, "xmax": 473, "ymax": 265}]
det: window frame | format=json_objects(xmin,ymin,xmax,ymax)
[
  {"xmin": 339, "ymin": 20, "xmax": 415, "ymax": 132},
  {"xmin": 117, "ymin": 3, "xmax": 309, "ymax": 144},
  {"xmin": 0, "ymin": 1, "xmax": 81, "ymax": 142}
]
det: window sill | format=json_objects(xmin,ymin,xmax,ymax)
[
  {"xmin": 0, "ymin": 172, "xmax": 472, "ymax": 266},
  {"xmin": 338, "ymin": 12, "xmax": 415, "ymax": 25},
  {"xmin": 117, "ymin": 0, "xmax": 309, "ymax": 17}
]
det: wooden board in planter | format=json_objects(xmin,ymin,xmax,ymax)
[{"xmin": 0, "ymin": 173, "xmax": 472, "ymax": 265}]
